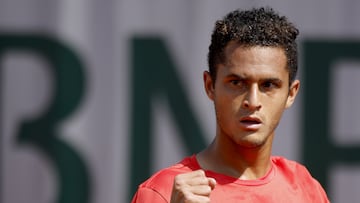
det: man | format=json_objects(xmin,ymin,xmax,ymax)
[{"xmin": 131, "ymin": 7, "xmax": 330, "ymax": 202}]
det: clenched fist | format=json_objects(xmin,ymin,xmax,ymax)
[{"xmin": 170, "ymin": 170, "xmax": 216, "ymax": 203}]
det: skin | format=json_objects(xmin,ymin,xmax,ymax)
[{"xmin": 170, "ymin": 43, "xmax": 300, "ymax": 202}]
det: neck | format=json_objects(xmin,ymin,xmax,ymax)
[{"xmin": 197, "ymin": 133, "xmax": 273, "ymax": 180}]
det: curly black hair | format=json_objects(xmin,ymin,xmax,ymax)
[{"xmin": 208, "ymin": 7, "xmax": 299, "ymax": 85}]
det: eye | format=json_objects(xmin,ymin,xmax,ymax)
[
  {"xmin": 263, "ymin": 81, "xmax": 275, "ymax": 88},
  {"xmin": 229, "ymin": 79, "xmax": 246, "ymax": 89},
  {"xmin": 230, "ymin": 80, "xmax": 241, "ymax": 85},
  {"xmin": 261, "ymin": 80, "xmax": 281, "ymax": 90}
]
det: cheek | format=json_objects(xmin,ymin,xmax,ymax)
[
  {"xmin": 265, "ymin": 100, "xmax": 287, "ymax": 126},
  {"xmin": 215, "ymin": 94, "xmax": 242, "ymax": 115},
  {"xmin": 214, "ymin": 97, "xmax": 237, "ymax": 125}
]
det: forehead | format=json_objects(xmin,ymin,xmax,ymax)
[{"xmin": 220, "ymin": 44, "xmax": 288, "ymax": 79}]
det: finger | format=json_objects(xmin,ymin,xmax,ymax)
[
  {"xmin": 207, "ymin": 177, "xmax": 217, "ymax": 190},
  {"xmin": 185, "ymin": 175, "xmax": 213, "ymax": 186},
  {"xmin": 186, "ymin": 172, "xmax": 216, "ymax": 188},
  {"xmin": 179, "ymin": 189, "xmax": 211, "ymax": 203},
  {"xmin": 177, "ymin": 169, "xmax": 206, "ymax": 179},
  {"xmin": 184, "ymin": 194, "xmax": 211, "ymax": 203},
  {"xmin": 174, "ymin": 170, "xmax": 209, "ymax": 187},
  {"xmin": 190, "ymin": 185, "xmax": 213, "ymax": 196}
]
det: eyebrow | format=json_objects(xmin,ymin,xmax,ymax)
[
  {"xmin": 261, "ymin": 78, "xmax": 283, "ymax": 84},
  {"xmin": 225, "ymin": 73, "xmax": 284, "ymax": 84}
]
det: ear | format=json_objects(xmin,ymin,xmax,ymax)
[
  {"xmin": 285, "ymin": 79, "xmax": 300, "ymax": 109},
  {"xmin": 203, "ymin": 71, "xmax": 215, "ymax": 101}
]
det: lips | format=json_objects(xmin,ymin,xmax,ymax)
[{"xmin": 239, "ymin": 116, "xmax": 262, "ymax": 130}]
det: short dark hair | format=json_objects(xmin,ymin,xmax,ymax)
[{"xmin": 208, "ymin": 7, "xmax": 299, "ymax": 85}]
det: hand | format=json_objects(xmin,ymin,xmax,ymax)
[{"xmin": 170, "ymin": 170, "xmax": 216, "ymax": 203}]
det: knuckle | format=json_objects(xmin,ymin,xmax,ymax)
[
  {"xmin": 174, "ymin": 175, "xmax": 185, "ymax": 185},
  {"xmin": 206, "ymin": 185, "xmax": 212, "ymax": 193},
  {"xmin": 196, "ymin": 170, "xmax": 205, "ymax": 176},
  {"xmin": 182, "ymin": 191, "xmax": 194, "ymax": 202}
]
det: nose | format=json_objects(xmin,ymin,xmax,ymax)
[{"xmin": 242, "ymin": 85, "xmax": 261, "ymax": 110}]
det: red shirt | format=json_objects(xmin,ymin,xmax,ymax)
[{"xmin": 131, "ymin": 155, "xmax": 330, "ymax": 202}]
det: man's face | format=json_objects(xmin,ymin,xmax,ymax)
[{"xmin": 204, "ymin": 43, "xmax": 300, "ymax": 148}]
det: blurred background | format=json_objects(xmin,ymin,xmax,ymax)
[{"xmin": 1, "ymin": 0, "xmax": 360, "ymax": 202}]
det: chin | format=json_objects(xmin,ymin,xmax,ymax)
[
  {"xmin": 233, "ymin": 134, "xmax": 268, "ymax": 148},
  {"xmin": 237, "ymin": 141, "xmax": 265, "ymax": 149}
]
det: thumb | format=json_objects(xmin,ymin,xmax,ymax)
[{"xmin": 208, "ymin": 177, "xmax": 217, "ymax": 190}]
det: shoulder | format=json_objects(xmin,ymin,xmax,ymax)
[
  {"xmin": 133, "ymin": 155, "xmax": 199, "ymax": 202},
  {"xmin": 271, "ymin": 156, "xmax": 306, "ymax": 170},
  {"xmin": 271, "ymin": 156, "xmax": 315, "ymax": 180},
  {"xmin": 271, "ymin": 156, "xmax": 313, "ymax": 176},
  {"xmin": 271, "ymin": 156, "xmax": 330, "ymax": 201}
]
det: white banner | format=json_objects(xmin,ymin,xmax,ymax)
[{"xmin": 1, "ymin": 1, "xmax": 360, "ymax": 202}]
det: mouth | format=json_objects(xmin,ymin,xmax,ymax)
[{"xmin": 239, "ymin": 116, "xmax": 262, "ymax": 130}]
